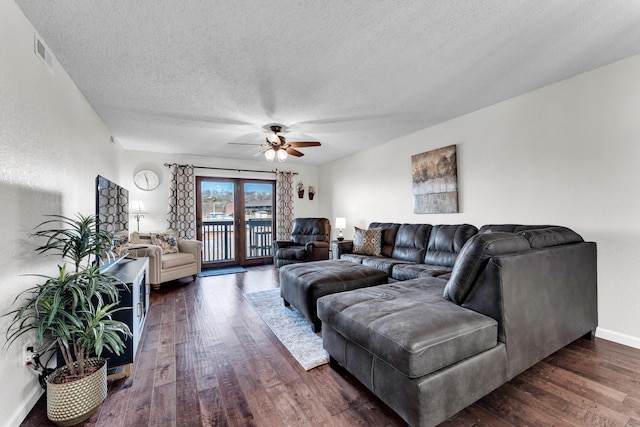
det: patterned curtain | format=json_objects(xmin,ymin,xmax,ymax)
[
  {"xmin": 166, "ymin": 163, "xmax": 197, "ymax": 239},
  {"xmin": 275, "ymin": 171, "xmax": 295, "ymax": 240}
]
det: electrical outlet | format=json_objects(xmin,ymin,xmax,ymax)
[{"xmin": 23, "ymin": 345, "xmax": 34, "ymax": 365}]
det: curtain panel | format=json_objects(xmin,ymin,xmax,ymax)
[
  {"xmin": 166, "ymin": 163, "xmax": 197, "ymax": 239},
  {"xmin": 275, "ymin": 171, "xmax": 294, "ymax": 240}
]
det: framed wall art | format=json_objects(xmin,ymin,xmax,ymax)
[{"xmin": 411, "ymin": 144, "xmax": 459, "ymax": 214}]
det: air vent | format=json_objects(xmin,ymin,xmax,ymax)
[{"xmin": 34, "ymin": 34, "xmax": 53, "ymax": 72}]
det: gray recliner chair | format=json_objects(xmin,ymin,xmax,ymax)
[{"xmin": 273, "ymin": 218, "xmax": 331, "ymax": 268}]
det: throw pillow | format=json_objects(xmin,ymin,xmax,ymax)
[
  {"xmin": 151, "ymin": 232, "xmax": 179, "ymax": 254},
  {"xmin": 353, "ymin": 227, "xmax": 382, "ymax": 256}
]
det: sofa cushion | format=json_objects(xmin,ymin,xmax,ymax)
[
  {"xmin": 391, "ymin": 263, "xmax": 453, "ymax": 281},
  {"xmin": 479, "ymin": 224, "xmax": 554, "ymax": 234},
  {"xmin": 339, "ymin": 253, "xmax": 367, "ymax": 263},
  {"xmin": 424, "ymin": 224, "xmax": 478, "ymax": 267},
  {"xmin": 161, "ymin": 252, "xmax": 196, "ymax": 269},
  {"xmin": 444, "ymin": 232, "xmax": 531, "ymax": 304},
  {"xmin": 517, "ymin": 226, "xmax": 583, "ymax": 249},
  {"xmin": 391, "ymin": 224, "xmax": 432, "ymax": 262},
  {"xmin": 362, "ymin": 257, "xmax": 414, "ymax": 275},
  {"xmin": 317, "ymin": 281, "xmax": 498, "ymax": 379},
  {"xmin": 368, "ymin": 222, "xmax": 400, "ymax": 258},
  {"xmin": 353, "ymin": 227, "xmax": 382, "ymax": 256}
]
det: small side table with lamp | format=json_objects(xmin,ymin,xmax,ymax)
[{"xmin": 332, "ymin": 217, "xmax": 351, "ymax": 260}]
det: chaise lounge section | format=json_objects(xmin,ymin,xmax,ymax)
[{"xmin": 318, "ymin": 225, "xmax": 597, "ymax": 427}]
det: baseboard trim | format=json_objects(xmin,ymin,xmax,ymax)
[
  {"xmin": 6, "ymin": 384, "xmax": 43, "ymax": 427},
  {"xmin": 595, "ymin": 327, "xmax": 640, "ymax": 349}
]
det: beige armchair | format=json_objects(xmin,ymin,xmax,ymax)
[{"xmin": 128, "ymin": 230, "xmax": 203, "ymax": 290}]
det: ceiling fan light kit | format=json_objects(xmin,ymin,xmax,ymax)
[
  {"xmin": 264, "ymin": 147, "xmax": 288, "ymax": 162},
  {"xmin": 265, "ymin": 148, "xmax": 276, "ymax": 162},
  {"xmin": 230, "ymin": 124, "xmax": 322, "ymax": 162}
]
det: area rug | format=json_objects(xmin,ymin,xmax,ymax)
[
  {"xmin": 243, "ymin": 288, "xmax": 329, "ymax": 370},
  {"xmin": 199, "ymin": 266, "xmax": 247, "ymax": 277}
]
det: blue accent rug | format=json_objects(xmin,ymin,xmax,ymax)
[
  {"xmin": 199, "ymin": 266, "xmax": 247, "ymax": 277},
  {"xmin": 243, "ymin": 288, "xmax": 329, "ymax": 370}
]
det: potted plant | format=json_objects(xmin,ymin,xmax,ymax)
[
  {"xmin": 4, "ymin": 214, "xmax": 132, "ymax": 426},
  {"xmin": 308, "ymin": 186, "xmax": 316, "ymax": 200},
  {"xmin": 297, "ymin": 181, "xmax": 305, "ymax": 198}
]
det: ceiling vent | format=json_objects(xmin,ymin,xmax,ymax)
[{"xmin": 34, "ymin": 33, "xmax": 53, "ymax": 72}]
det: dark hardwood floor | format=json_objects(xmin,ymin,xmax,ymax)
[{"xmin": 21, "ymin": 265, "xmax": 640, "ymax": 426}]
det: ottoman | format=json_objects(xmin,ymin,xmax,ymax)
[{"xmin": 279, "ymin": 260, "xmax": 388, "ymax": 332}]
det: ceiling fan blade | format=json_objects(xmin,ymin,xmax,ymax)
[
  {"xmin": 288, "ymin": 141, "xmax": 321, "ymax": 148},
  {"xmin": 229, "ymin": 142, "xmax": 263, "ymax": 146},
  {"xmin": 285, "ymin": 147, "xmax": 305, "ymax": 157},
  {"xmin": 253, "ymin": 147, "xmax": 269, "ymax": 157}
]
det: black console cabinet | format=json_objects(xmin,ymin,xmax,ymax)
[{"xmin": 103, "ymin": 257, "xmax": 149, "ymax": 379}]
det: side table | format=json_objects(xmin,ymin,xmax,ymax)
[{"xmin": 331, "ymin": 239, "xmax": 353, "ymax": 260}]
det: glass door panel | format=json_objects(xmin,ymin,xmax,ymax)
[
  {"xmin": 244, "ymin": 182, "xmax": 273, "ymax": 260},
  {"xmin": 198, "ymin": 179, "xmax": 235, "ymax": 265}
]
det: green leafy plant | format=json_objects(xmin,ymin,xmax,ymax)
[{"xmin": 4, "ymin": 214, "xmax": 132, "ymax": 380}]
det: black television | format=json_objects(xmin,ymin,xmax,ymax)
[{"xmin": 96, "ymin": 175, "xmax": 129, "ymax": 268}]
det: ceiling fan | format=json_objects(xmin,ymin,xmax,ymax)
[{"xmin": 231, "ymin": 125, "xmax": 321, "ymax": 162}]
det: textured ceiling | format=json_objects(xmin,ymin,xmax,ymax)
[{"xmin": 15, "ymin": 0, "xmax": 640, "ymax": 165}]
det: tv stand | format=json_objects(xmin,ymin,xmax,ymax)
[
  {"xmin": 99, "ymin": 254, "xmax": 129, "ymax": 273},
  {"xmin": 104, "ymin": 257, "xmax": 149, "ymax": 380}
]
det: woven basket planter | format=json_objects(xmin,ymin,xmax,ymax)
[{"xmin": 46, "ymin": 357, "xmax": 107, "ymax": 426}]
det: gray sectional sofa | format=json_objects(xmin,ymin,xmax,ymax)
[
  {"xmin": 318, "ymin": 223, "xmax": 598, "ymax": 427},
  {"xmin": 333, "ymin": 222, "xmax": 478, "ymax": 281}
]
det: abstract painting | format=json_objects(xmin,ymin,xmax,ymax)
[{"xmin": 411, "ymin": 145, "xmax": 459, "ymax": 214}]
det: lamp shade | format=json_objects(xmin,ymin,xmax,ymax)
[
  {"xmin": 129, "ymin": 200, "xmax": 147, "ymax": 215},
  {"xmin": 335, "ymin": 217, "xmax": 346, "ymax": 229}
]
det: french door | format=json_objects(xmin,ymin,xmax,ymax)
[{"xmin": 196, "ymin": 177, "xmax": 275, "ymax": 267}]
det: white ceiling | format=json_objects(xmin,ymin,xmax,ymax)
[{"xmin": 15, "ymin": 1, "xmax": 640, "ymax": 165}]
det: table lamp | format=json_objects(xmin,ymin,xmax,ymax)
[
  {"xmin": 129, "ymin": 200, "xmax": 147, "ymax": 232},
  {"xmin": 335, "ymin": 217, "xmax": 346, "ymax": 241}
]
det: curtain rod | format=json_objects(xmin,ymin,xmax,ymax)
[{"xmin": 163, "ymin": 163, "xmax": 298, "ymax": 175}]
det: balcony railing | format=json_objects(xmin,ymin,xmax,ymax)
[
  {"xmin": 246, "ymin": 219, "xmax": 273, "ymax": 258},
  {"xmin": 201, "ymin": 218, "xmax": 272, "ymax": 263}
]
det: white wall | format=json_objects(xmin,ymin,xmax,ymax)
[
  {"xmin": 0, "ymin": 2, "xmax": 121, "ymax": 425},
  {"xmin": 116, "ymin": 150, "xmax": 322, "ymax": 232},
  {"xmin": 320, "ymin": 54, "xmax": 640, "ymax": 348}
]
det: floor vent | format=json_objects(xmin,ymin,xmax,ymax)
[{"xmin": 34, "ymin": 33, "xmax": 53, "ymax": 72}]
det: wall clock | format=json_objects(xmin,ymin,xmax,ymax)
[{"xmin": 134, "ymin": 169, "xmax": 160, "ymax": 191}]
